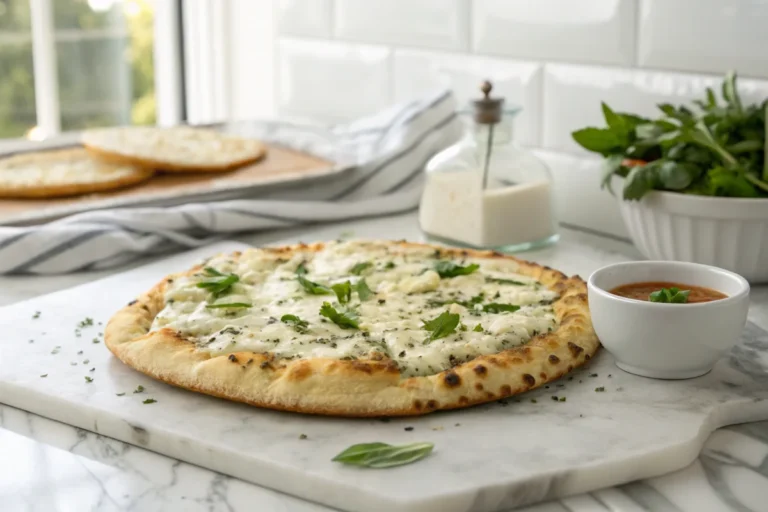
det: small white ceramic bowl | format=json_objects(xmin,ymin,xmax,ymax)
[{"xmin": 588, "ymin": 261, "xmax": 750, "ymax": 379}]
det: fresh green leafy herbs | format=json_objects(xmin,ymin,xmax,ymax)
[
  {"xmin": 433, "ymin": 261, "xmax": 479, "ymax": 278},
  {"xmin": 143, "ymin": 398, "xmax": 157, "ymax": 404},
  {"xmin": 133, "ymin": 385, "xmax": 145, "ymax": 394},
  {"xmin": 349, "ymin": 262, "xmax": 373, "ymax": 275},
  {"xmin": 473, "ymin": 324, "xmax": 484, "ymax": 332},
  {"xmin": 572, "ymin": 72, "xmax": 768, "ymax": 199},
  {"xmin": 206, "ymin": 303, "xmax": 252, "ymax": 309},
  {"xmin": 356, "ymin": 279, "xmax": 374, "ymax": 301},
  {"xmin": 84, "ymin": 376, "xmax": 93, "ymax": 383},
  {"xmin": 296, "ymin": 262, "xmax": 308, "ymax": 276},
  {"xmin": 332, "ymin": 281, "xmax": 352, "ymax": 304},
  {"xmin": 422, "ymin": 311, "xmax": 460, "ymax": 343},
  {"xmin": 197, "ymin": 268, "xmax": 240, "ymax": 297},
  {"xmin": 281, "ymin": 314, "xmax": 309, "ymax": 333},
  {"xmin": 486, "ymin": 277, "xmax": 527, "ymax": 285},
  {"xmin": 319, "ymin": 302, "xmax": 360, "ymax": 329},
  {"xmin": 482, "ymin": 303, "xmax": 521, "ymax": 314},
  {"xmin": 332, "ymin": 442, "xmax": 434, "ymax": 468},
  {"xmin": 298, "ymin": 275, "xmax": 332, "ymax": 295},
  {"xmin": 649, "ymin": 287, "xmax": 691, "ymax": 304}
]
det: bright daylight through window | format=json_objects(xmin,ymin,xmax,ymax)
[{"xmin": 0, "ymin": 0, "xmax": 154, "ymax": 139}]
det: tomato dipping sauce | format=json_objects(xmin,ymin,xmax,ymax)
[{"xmin": 610, "ymin": 281, "xmax": 728, "ymax": 304}]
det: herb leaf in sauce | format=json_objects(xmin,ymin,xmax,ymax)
[
  {"xmin": 281, "ymin": 314, "xmax": 309, "ymax": 333},
  {"xmin": 483, "ymin": 303, "xmax": 521, "ymax": 314},
  {"xmin": 422, "ymin": 311, "xmax": 460, "ymax": 342},
  {"xmin": 332, "ymin": 442, "xmax": 434, "ymax": 468},
  {"xmin": 298, "ymin": 275, "xmax": 332, "ymax": 295},
  {"xmin": 349, "ymin": 262, "xmax": 373, "ymax": 275},
  {"xmin": 332, "ymin": 281, "xmax": 352, "ymax": 304},
  {"xmin": 320, "ymin": 302, "xmax": 360, "ymax": 329},
  {"xmin": 206, "ymin": 302, "xmax": 252, "ymax": 309},
  {"xmin": 486, "ymin": 277, "xmax": 527, "ymax": 285},
  {"xmin": 434, "ymin": 261, "xmax": 479, "ymax": 278},
  {"xmin": 649, "ymin": 287, "xmax": 690, "ymax": 303},
  {"xmin": 197, "ymin": 268, "xmax": 240, "ymax": 297},
  {"xmin": 356, "ymin": 279, "xmax": 374, "ymax": 301}
]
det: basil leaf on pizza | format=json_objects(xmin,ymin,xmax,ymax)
[{"xmin": 105, "ymin": 240, "xmax": 598, "ymax": 417}]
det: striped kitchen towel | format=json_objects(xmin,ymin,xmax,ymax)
[{"xmin": 0, "ymin": 90, "xmax": 462, "ymax": 274}]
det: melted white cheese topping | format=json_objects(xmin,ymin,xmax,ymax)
[{"xmin": 151, "ymin": 240, "xmax": 558, "ymax": 377}]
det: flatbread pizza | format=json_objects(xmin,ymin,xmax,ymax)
[{"xmin": 105, "ymin": 240, "xmax": 599, "ymax": 416}]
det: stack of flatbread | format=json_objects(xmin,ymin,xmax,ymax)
[{"xmin": 0, "ymin": 126, "xmax": 267, "ymax": 199}]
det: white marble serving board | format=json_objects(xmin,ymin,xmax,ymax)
[{"xmin": 1, "ymin": 241, "xmax": 767, "ymax": 512}]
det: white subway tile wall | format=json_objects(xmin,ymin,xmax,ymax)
[{"xmin": 273, "ymin": 0, "xmax": 768, "ymax": 235}]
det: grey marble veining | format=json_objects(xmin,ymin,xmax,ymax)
[{"xmin": 1, "ymin": 214, "xmax": 767, "ymax": 512}]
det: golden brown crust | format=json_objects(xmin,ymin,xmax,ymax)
[
  {"xmin": 105, "ymin": 241, "xmax": 600, "ymax": 417},
  {"xmin": 0, "ymin": 148, "xmax": 154, "ymax": 198},
  {"xmin": 83, "ymin": 141, "xmax": 267, "ymax": 173}
]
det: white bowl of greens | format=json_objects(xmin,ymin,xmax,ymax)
[{"xmin": 573, "ymin": 72, "xmax": 768, "ymax": 282}]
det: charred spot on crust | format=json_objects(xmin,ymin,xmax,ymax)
[
  {"xmin": 443, "ymin": 372, "xmax": 461, "ymax": 387},
  {"xmin": 473, "ymin": 364, "xmax": 487, "ymax": 376},
  {"xmin": 512, "ymin": 357, "xmax": 524, "ymax": 364},
  {"xmin": 568, "ymin": 342, "xmax": 584, "ymax": 357},
  {"xmin": 491, "ymin": 250, "xmax": 503, "ymax": 257},
  {"xmin": 475, "ymin": 383, "xmax": 484, "ymax": 391},
  {"xmin": 539, "ymin": 372, "xmax": 547, "ymax": 379},
  {"xmin": 228, "ymin": 354, "xmax": 238, "ymax": 363},
  {"xmin": 458, "ymin": 396, "xmax": 469, "ymax": 405},
  {"xmin": 585, "ymin": 354, "xmax": 591, "ymax": 361},
  {"xmin": 370, "ymin": 352, "xmax": 385, "ymax": 361},
  {"xmin": 141, "ymin": 304, "xmax": 150, "ymax": 312},
  {"xmin": 567, "ymin": 365, "xmax": 573, "ymax": 371},
  {"xmin": 500, "ymin": 385, "xmax": 512, "ymax": 396},
  {"xmin": 127, "ymin": 299, "xmax": 138, "ymax": 306},
  {"xmin": 426, "ymin": 400, "xmax": 438, "ymax": 410},
  {"xmin": 485, "ymin": 391, "xmax": 495, "ymax": 399},
  {"xmin": 549, "ymin": 354, "xmax": 560, "ymax": 364},
  {"xmin": 522, "ymin": 374, "xmax": 536, "ymax": 386},
  {"xmin": 413, "ymin": 400, "xmax": 423, "ymax": 411},
  {"xmin": 259, "ymin": 361, "xmax": 273, "ymax": 370},
  {"xmin": 351, "ymin": 361, "xmax": 373, "ymax": 374}
]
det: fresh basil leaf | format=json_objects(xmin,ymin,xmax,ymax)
[
  {"xmin": 671, "ymin": 290, "xmax": 691, "ymax": 303},
  {"xmin": 298, "ymin": 275, "xmax": 332, "ymax": 295},
  {"xmin": 332, "ymin": 281, "xmax": 352, "ymax": 304},
  {"xmin": 722, "ymin": 70, "xmax": 743, "ymax": 114},
  {"xmin": 658, "ymin": 161, "xmax": 699, "ymax": 190},
  {"xmin": 281, "ymin": 314, "xmax": 309, "ymax": 333},
  {"xmin": 349, "ymin": 262, "xmax": 373, "ymax": 275},
  {"xmin": 319, "ymin": 302, "xmax": 359, "ymax": 329},
  {"xmin": 332, "ymin": 442, "xmax": 434, "ymax": 468},
  {"xmin": 486, "ymin": 277, "xmax": 527, "ymax": 285},
  {"xmin": 600, "ymin": 154, "xmax": 625, "ymax": 194},
  {"xmin": 571, "ymin": 127, "xmax": 623, "ymax": 156},
  {"xmin": 622, "ymin": 162, "xmax": 660, "ymax": 200},
  {"xmin": 727, "ymin": 140, "xmax": 764, "ymax": 153},
  {"xmin": 482, "ymin": 303, "xmax": 520, "ymax": 314},
  {"xmin": 708, "ymin": 166, "xmax": 761, "ymax": 197},
  {"xmin": 433, "ymin": 261, "xmax": 479, "ymax": 278},
  {"xmin": 705, "ymin": 87, "xmax": 718, "ymax": 109},
  {"xmin": 356, "ymin": 279, "xmax": 374, "ymax": 301},
  {"xmin": 422, "ymin": 311, "xmax": 460, "ymax": 343},
  {"xmin": 206, "ymin": 302, "xmax": 251, "ymax": 309},
  {"xmin": 649, "ymin": 287, "xmax": 690, "ymax": 303}
]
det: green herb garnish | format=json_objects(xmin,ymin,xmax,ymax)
[
  {"xmin": 482, "ymin": 303, "xmax": 521, "ymax": 314},
  {"xmin": 422, "ymin": 311, "xmax": 460, "ymax": 343},
  {"xmin": 433, "ymin": 261, "xmax": 479, "ymax": 278},
  {"xmin": 349, "ymin": 262, "xmax": 373, "ymax": 275},
  {"xmin": 486, "ymin": 277, "xmax": 527, "ymax": 285},
  {"xmin": 133, "ymin": 385, "xmax": 145, "ymax": 394},
  {"xmin": 206, "ymin": 302, "xmax": 252, "ymax": 309},
  {"xmin": 595, "ymin": 387, "xmax": 605, "ymax": 392},
  {"xmin": 319, "ymin": 302, "xmax": 360, "ymax": 329},
  {"xmin": 32, "ymin": 311, "xmax": 40, "ymax": 319},
  {"xmin": 473, "ymin": 324, "xmax": 484, "ymax": 332},
  {"xmin": 40, "ymin": 374, "xmax": 48, "ymax": 378},
  {"xmin": 384, "ymin": 261, "xmax": 396, "ymax": 270},
  {"xmin": 332, "ymin": 442, "xmax": 434, "ymax": 468},
  {"xmin": 116, "ymin": 392, "xmax": 125, "ymax": 396},
  {"xmin": 296, "ymin": 262, "xmax": 308, "ymax": 276},
  {"xmin": 356, "ymin": 279, "xmax": 374, "ymax": 301},
  {"xmin": 78, "ymin": 317, "xmax": 94, "ymax": 328},
  {"xmin": 281, "ymin": 314, "xmax": 309, "ymax": 333},
  {"xmin": 331, "ymin": 281, "xmax": 352, "ymax": 304},
  {"xmin": 298, "ymin": 275, "xmax": 332, "ymax": 295},
  {"xmin": 143, "ymin": 398, "xmax": 157, "ymax": 404},
  {"xmin": 84, "ymin": 376, "xmax": 93, "ymax": 383},
  {"xmin": 197, "ymin": 267, "xmax": 239, "ymax": 297},
  {"xmin": 649, "ymin": 287, "xmax": 691, "ymax": 303}
]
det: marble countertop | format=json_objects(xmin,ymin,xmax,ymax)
[{"xmin": 1, "ymin": 212, "xmax": 767, "ymax": 512}]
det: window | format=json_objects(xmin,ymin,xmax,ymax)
[{"xmin": 0, "ymin": 0, "xmax": 176, "ymax": 140}]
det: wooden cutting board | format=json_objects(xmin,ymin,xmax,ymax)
[
  {"xmin": 1, "ymin": 241, "xmax": 766, "ymax": 512},
  {"xmin": 0, "ymin": 143, "xmax": 342, "ymax": 226}
]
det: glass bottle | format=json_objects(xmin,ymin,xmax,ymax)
[{"xmin": 419, "ymin": 81, "xmax": 558, "ymax": 252}]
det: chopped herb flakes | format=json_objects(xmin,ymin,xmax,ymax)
[
  {"xmin": 78, "ymin": 317, "xmax": 94, "ymax": 328},
  {"xmin": 299, "ymin": 434, "xmax": 308, "ymax": 440},
  {"xmin": 40, "ymin": 374, "xmax": 48, "ymax": 378},
  {"xmin": 206, "ymin": 302, "xmax": 252, "ymax": 309},
  {"xmin": 197, "ymin": 268, "xmax": 239, "ymax": 297},
  {"xmin": 595, "ymin": 387, "xmax": 605, "ymax": 392},
  {"xmin": 143, "ymin": 398, "xmax": 157, "ymax": 404},
  {"xmin": 133, "ymin": 385, "xmax": 145, "ymax": 394},
  {"xmin": 84, "ymin": 376, "xmax": 93, "ymax": 383},
  {"xmin": 473, "ymin": 324, "xmax": 484, "ymax": 332},
  {"xmin": 486, "ymin": 277, "xmax": 526, "ymax": 285},
  {"xmin": 116, "ymin": 392, "xmax": 126, "ymax": 396},
  {"xmin": 92, "ymin": 338, "xmax": 100, "ymax": 344},
  {"xmin": 298, "ymin": 275, "xmax": 332, "ymax": 295},
  {"xmin": 51, "ymin": 346, "xmax": 61, "ymax": 355},
  {"xmin": 32, "ymin": 311, "xmax": 41, "ymax": 319},
  {"xmin": 482, "ymin": 303, "xmax": 521, "ymax": 314}
]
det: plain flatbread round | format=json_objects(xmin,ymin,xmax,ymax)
[
  {"xmin": 82, "ymin": 126, "xmax": 267, "ymax": 173},
  {"xmin": 105, "ymin": 241, "xmax": 600, "ymax": 417},
  {"xmin": 0, "ymin": 147, "xmax": 154, "ymax": 198}
]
